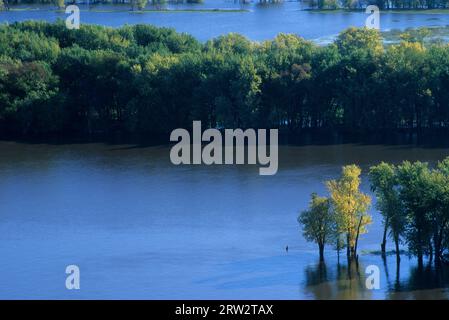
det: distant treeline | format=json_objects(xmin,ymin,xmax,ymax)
[
  {"xmin": 0, "ymin": 0, "xmax": 283, "ymax": 9},
  {"xmin": 1, "ymin": 0, "xmax": 201, "ymax": 5},
  {"xmin": 0, "ymin": 21, "xmax": 449, "ymax": 140},
  {"xmin": 309, "ymin": 0, "xmax": 449, "ymax": 10},
  {"xmin": 0, "ymin": 0, "xmax": 204, "ymax": 11},
  {"xmin": 1, "ymin": 0, "xmax": 448, "ymax": 10}
]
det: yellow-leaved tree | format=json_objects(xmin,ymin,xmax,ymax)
[{"xmin": 326, "ymin": 165, "xmax": 371, "ymax": 260}]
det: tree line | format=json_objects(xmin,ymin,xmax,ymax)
[
  {"xmin": 298, "ymin": 158, "xmax": 449, "ymax": 267},
  {"xmin": 309, "ymin": 0, "xmax": 449, "ymax": 10},
  {"xmin": 1, "ymin": 21, "xmax": 449, "ymax": 140},
  {"xmin": 2, "ymin": 0, "xmax": 449, "ymax": 11},
  {"xmin": 0, "ymin": 0, "xmax": 204, "ymax": 11}
]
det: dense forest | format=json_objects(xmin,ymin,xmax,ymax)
[{"xmin": 0, "ymin": 21, "xmax": 449, "ymax": 142}]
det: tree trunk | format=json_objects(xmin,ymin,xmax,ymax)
[
  {"xmin": 395, "ymin": 236, "xmax": 401, "ymax": 264},
  {"xmin": 381, "ymin": 217, "xmax": 389, "ymax": 254},
  {"xmin": 417, "ymin": 227, "xmax": 423, "ymax": 267},
  {"xmin": 434, "ymin": 225, "xmax": 444, "ymax": 263},
  {"xmin": 346, "ymin": 233, "xmax": 351, "ymax": 260},
  {"xmin": 417, "ymin": 251, "xmax": 423, "ymax": 267},
  {"xmin": 319, "ymin": 243, "xmax": 324, "ymax": 261},
  {"xmin": 354, "ymin": 216, "xmax": 363, "ymax": 260}
]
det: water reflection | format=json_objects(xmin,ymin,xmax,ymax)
[
  {"xmin": 305, "ymin": 259, "xmax": 372, "ymax": 299},
  {"xmin": 3, "ymin": 142, "xmax": 449, "ymax": 298},
  {"xmin": 304, "ymin": 255, "xmax": 449, "ymax": 299},
  {"xmin": 388, "ymin": 262, "xmax": 449, "ymax": 299}
]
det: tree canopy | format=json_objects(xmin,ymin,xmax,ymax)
[{"xmin": 1, "ymin": 22, "xmax": 449, "ymax": 142}]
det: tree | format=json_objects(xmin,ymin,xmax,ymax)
[
  {"xmin": 396, "ymin": 161, "xmax": 433, "ymax": 267},
  {"xmin": 1, "ymin": 22, "xmax": 449, "ymax": 141},
  {"xmin": 298, "ymin": 193, "xmax": 335, "ymax": 261},
  {"xmin": 137, "ymin": 0, "xmax": 148, "ymax": 10},
  {"xmin": 0, "ymin": 58, "xmax": 60, "ymax": 135},
  {"xmin": 55, "ymin": 0, "xmax": 64, "ymax": 9},
  {"xmin": 428, "ymin": 158, "xmax": 449, "ymax": 263},
  {"xmin": 327, "ymin": 165, "xmax": 371, "ymax": 260},
  {"xmin": 369, "ymin": 162, "xmax": 405, "ymax": 263},
  {"xmin": 384, "ymin": 41, "xmax": 430, "ymax": 142},
  {"xmin": 333, "ymin": 28, "xmax": 383, "ymax": 132}
]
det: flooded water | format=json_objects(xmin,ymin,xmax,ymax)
[
  {"xmin": 1, "ymin": 1, "xmax": 449, "ymax": 41},
  {"xmin": 1, "ymin": 141, "xmax": 449, "ymax": 299}
]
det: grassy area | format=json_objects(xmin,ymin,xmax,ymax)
[
  {"xmin": 361, "ymin": 249, "xmax": 408, "ymax": 256},
  {"xmin": 382, "ymin": 25, "xmax": 449, "ymax": 43},
  {"xmin": 8, "ymin": 8, "xmax": 42, "ymax": 11},
  {"xmin": 386, "ymin": 8, "xmax": 449, "ymax": 14}
]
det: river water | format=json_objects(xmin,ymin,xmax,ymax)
[
  {"xmin": 1, "ymin": 141, "xmax": 449, "ymax": 299},
  {"xmin": 2, "ymin": 0, "xmax": 449, "ymax": 299},
  {"xmin": 1, "ymin": 1, "xmax": 449, "ymax": 42}
]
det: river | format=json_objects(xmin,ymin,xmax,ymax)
[
  {"xmin": 1, "ymin": 141, "xmax": 449, "ymax": 299},
  {"xmin": 1, "ymin": 1, "xmax": 449, "ymax": 42}
]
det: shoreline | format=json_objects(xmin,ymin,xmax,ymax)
[
  {"xmin": 304, "ymin": 8, "xmax": 449, "ymax": 14},
  {"xmin": 5, "ymin": 8, "xmax": 249, "ymax": 13},
  {"xmin": 3, "ymin": 5, "xmax": 449, "ymax": 14}
]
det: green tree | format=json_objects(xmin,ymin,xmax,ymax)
[
  {"xmin": 138, "ymin": 0, "xmax": 148, "ymax": 10},
  {"xmin": 369, "ymin": 162, "xmax": 405, "ymax": 263},
  {"xmin": 327, "ymin": 165, "xmax": 372, "ymax": 260},
  {"xmin": 0, "ymin": 58, "xmax": 59, "ymax": 135},
  {"xmin": 298, "ymin": 193, "xmax": 335, "ymax": 261},
  {"xmin": 428, "ymin": 158, "xmax": 449, "ymax": 262},
  {"xmin": 55, "ymin": 0, "xmax": 64, "ymax": 9},
  {"xmin": 334, "ymin": 28, "xmax": 383, "ymax": 132},
  {"xmin": 396, "ymin": 161, "xmax": 433, "ymax": 267}
]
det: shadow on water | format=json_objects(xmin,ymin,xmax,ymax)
[
  {"xmin": 304, "ymin": 256, "xmax": 449, "ymax": 299},
  {"xmin": 387, "ymin": 262, "xmax": 449, "ymax": 299},
  {"xmin": 304, "ymin": 259, "xmax": 373, "ymax": 299}
]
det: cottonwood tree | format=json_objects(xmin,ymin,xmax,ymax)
[
  {"xmin": 427, "ymin": 159, "xmax": 449, "ymax": 263},
  {"xmin": 327, "ymin": 165, "xmax": 371, "ymax": 260},
  {"xmin": 396, "ymin": 161, "xmax": 433, "ymax": 267},
  {"xmin": 298, "ymin": 193, "xmax": 335, "ymax": 261},
  {"xmin": 369, "ymin": 162, "xmax": 405, "ymax": 263}
]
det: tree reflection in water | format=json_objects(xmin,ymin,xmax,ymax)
[{"xmin": 304, "ymin": 255, "xmax": 449, "ymax": 299}]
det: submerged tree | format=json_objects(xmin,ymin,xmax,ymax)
[
  {"xmin": 427, "ymin": 159, "xmax": 449, "ymax": 263},
  {"xmin": 298, "ymin": 193, "xmax": 335, "ymax": 261},
  {"xmin": 327, "ymin": 165, "xmax": 371, "ymax": 260},
  {"xmin": 369, "ymin": 162, "xmax": 405, "ymax": 263},
  {"xmin": 396, "ymin": 161, "xmax": 433, "ymax": 267}
]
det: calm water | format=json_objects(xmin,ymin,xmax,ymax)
[
  {"xmin": 1, "ymin": 141, "xmax": 449, "ymax": 299},
  {"xmin": 1, "ymin": 1, "xmax": 449, "ymax": 41}
]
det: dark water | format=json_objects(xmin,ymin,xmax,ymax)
[
  {"xmin": 1, "ymin": 1, "xmax": 449, "ymax": 41},
  {"xmin": 1, "ymin": 141, "xmax": 449, "ymax": 299}
]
